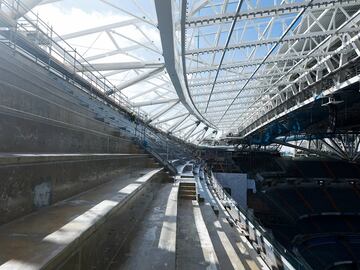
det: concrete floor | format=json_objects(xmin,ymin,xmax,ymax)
[
  {"xmin": 176, "ymin": 199, "xmax": 218, "ymax": 270},
  {"xmin": 199, "ymin": 201, "xmax": 265, "ymax": 270},
  {"xmin": 175, "ymin": 167, "xmax": 267, "ymax": 270},
  {"xmin": 110, "ymin": 183, "xmax": 178, "ymax": 270},
  {"xmin": 176, "ymin": 198, "xmax": 265, "ymax": 270},
  {"xmin": 0, "ymin": 168, "xmax": 159, "ymax": 270},
  {"xmin": 0, "ymin": 161, "xmax": 268, "ymax": 270}
]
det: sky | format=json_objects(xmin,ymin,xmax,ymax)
[
  {"xmin": 31, "ymin": 0, "xmax": 209, "ymax": 141},
  {"xmin": 28, "ymin": 0, "xmax": 310, "ymax": 141}
]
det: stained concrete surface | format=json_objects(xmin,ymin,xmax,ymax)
[
  {"xmin": 199, "ymin": 201, "xmax": 265, "ymax": 270},
  {"xmin": 0, "ymin": 168, "xmax": 162, "ymax": 269},
  {"xmin": 176, "ymin": 199, "xmax": 217, "ymax": 270},
  {"xmin": 176, "ymin": 198, "xmax": 265, "ymax": 270},
  {"xmin": 176, "ymin": 168, "xmax": 267, "ymax": 270},
  {"xmin": 0, "ymin": 153, "xmax": 154, "ymax": 225},
  {"xmin": 110, "ymin": 183, "xmax": 178, "ymax": 270},
  {"xmin": 0, "ymin": 44, "xmax": 139, "ymax": 154}
]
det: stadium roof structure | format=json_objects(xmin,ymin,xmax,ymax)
[{"xmin": 7, "ymin": 0, "xmax": 360, "ymax": 144}]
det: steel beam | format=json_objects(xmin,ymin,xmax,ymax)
[
  {"xmin": 190, "ymin": 127, "xmax": 208, "ymax": 143},
  {"xmin": 129, "ymin": 83, "xmax": 170, "ymax": 100},
  {"xmin": 216, "ymin": 1, "xmax": 316, "ymax": 125},
  {"xmin": 188, "ymin": 126, "xmax": 206, "ymax": 139},
  {"xmin": 168, "ymin": 114, "xmax": 190, "ymax": 133},
  {"xmin": 99, "ymin": 0, "xmax": 156, "ymax": 27},
  {"xmin": 79, "ymin": 62, "xmax": 164, "ymax": 72},
  {"xmin": 184, "ymin": 122, "xmax": 201, "ymax": 140},
  {"xmin": 186, "ymin": 0, "xmax": 358, "ymax": 27},
  {"xmin": 203, "ymin": 0, "xmax": 245, "ymax": 113},
  {"xmin": 273, "ymin": 139, "xmax": 341, "ymax": 160},
  {"xmin": 156, "ymin": 112, "xmax": 188, "ymax": 125},
  {"xmin": 148, "ymin": 101, "xmax": 180, "ymax": 123},
  {"xmin": 173, "ymin": 121, "xmax": 198, "ymax": 134},
  {"xmin": 83, "ymin": 44, "xmax": 151, "ymax": 62},
  {"xmin": 237, "ymin": 10, "xmax": 360, "ymax": 136},
  {"xmin": 154, "ymin": 0, "xmax": 214, "ymax": 128},
  {"xmin": 116, "ymin": 66, "xmax": 165, "ymax": 92},
  {"xmin": 188, "ymin": 0, "xmax": 210, "ymax": 17},
  {"xmin": 2, "ymin": 0, "xmax": 43, "ymax": 19},
  {"xmin": 186, "ymin": 28, "xmax": 360, "ymax": 55},
  {"xmin": 188, "ymin": 71, "xmax": 298, "ymax": 87},
  {"xmin": 56, "ymin": 19, "xmax": 139, "ymax": 41},
  {"xmin": 191, "ymin": 86, "xmax": 273, "ymax": 97},
  {"xmin": 132, "ymin": 98, "xmax": 179, "ymax": 108},
  {"xmin": 187, "ymin": 51, "xmax": 348, "ymax": 73}
]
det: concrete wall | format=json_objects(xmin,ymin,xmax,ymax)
[
  {"xmin": 214, "ymin": 172, "xmax": 249, "ymax": 210},
  {"xmin": 0, "ymin": 43, "xmax": 138, "ymax": 154},
  {"xmin": 0, "ymin": 43, "xmax": 159, "ymax": 225},
  {"xmin": 0, "ymin": 154, "xmax": 155, "ymax": 225},
  {"xmin": 0, "ymin": 109, "xmax": 138, "ymax": 153},
  {"xmin": 48, "ymin": 173, "xmax": 166, "ymax": 270}
]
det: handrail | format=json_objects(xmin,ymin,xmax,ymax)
[
  {"xmin": 0, "ymin": 0, "xmax": 147, "ymax": 119},
  {"xmin": 132, "ymin": 123, "xmax": 191, "ymax": 175},
  {"xmin": 0, "ymin": 0, "xmax": 192, "ymax": 174},
  {"xmin": 208, "ymin": 171, "xmax": 312, "ymax": 270}
]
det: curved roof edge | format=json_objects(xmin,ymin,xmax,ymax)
[{"xmin": 154, "ymin": 0, "xmax": 216, "ymax": 130}]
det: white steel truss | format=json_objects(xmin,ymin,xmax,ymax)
[
  {"xmin": 11, "ymin": 0, "xmax": 360, "ymax": 143},
  {"xmin": 12, "ymin": 0, "xmax": 205, "ymax": 141},
  {"xmin": 184, "ymin": 0, "xmax": 360, "ymax": 136}
]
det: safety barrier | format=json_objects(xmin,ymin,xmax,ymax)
[
  {"xmin": 208, "ymin": 171, "xmax": 312, "ymax": 270},
  {"xmin": 0, "ymin": 0, "xmax": 141, "ymax": 116},
  {"xmin": 0, "ymin": 0, "xmax": 194, "ymax": 173}
]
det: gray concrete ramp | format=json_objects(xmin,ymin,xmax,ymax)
[
  {"xmin": 177, "ymin": 200, "xmax": 213, "ymax": 270},
  {"xmin": 110, "ymin": 183, "xmax": 178, "ymax": 270},
  {"xmin": 199, "ymin": 201, "xmax": 265, "ymax": 270},
  {"xmin": 176, "ymin": 178, "xmax": 268, "ymax": 270}
]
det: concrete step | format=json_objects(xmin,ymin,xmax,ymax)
[
  {"xmin": 179, "ymin": 194, "xmax": 197, "ymax": 200},
  {"xmin": 0, "ymin": 47, "xmax": 96, "ymax": 118},
  {"xmin": 176, "ymin": 200, "xmax": 218, "ymax": 269},
  {"xmin": 0, "ymin": 105, "xmax": 140, "ymax": 154},
  {"xmin": 0, "ymin": 44, "xmax": 141, "ymax": 153},
  {"xmin": 176, "ymin": 179, "xmax": 267, "ymax": 270},
  {"xmin": 0, "ymin": 168, "xmax": 166, "ymax": 270},
  {"xmin": 179, "ymin": 190, "xmax": 196, "ymax": 196},
  {"xmin": 179, "ymin": 181, "xmax": 197, "ymax": 201},
  {"xmin": 179, "ymin": 182, "xmax": 196, "ymax": 187},
  {"xmin": 109, "ymin": 182, "xmax": 178, "ymax": 270},
  {"xmin": 179, "ymin": 186, "xmax": 196, "ymax": 191},
  {"xmin": 180, "ymin": 175, "xmax": 194, "ymax": 179},
  {"xmin": 0, "ymin": 153, "xmax": 156, "ymax": 225},
  {"xmin": 0, "ymin": 82, "xmax": 121, "ymax": 144}
]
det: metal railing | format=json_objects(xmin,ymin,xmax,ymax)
[
  {"xmin": 0, "ymin": 0, "xmax": 194, "ymax": 174},
  {"xmin": 133, "ymin": 123, "xmax": 193, "ymax": 174},
  {"xmin": 208, "ymin": 171, "xmax": 312, "ymax": 270},
  {"xmin": 0, "ymin": 0, "xmax": 147, "ymax": 119},
  {"xmin": 240, "ymin": 52, "xmax": 360, "ymax": 139}
]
